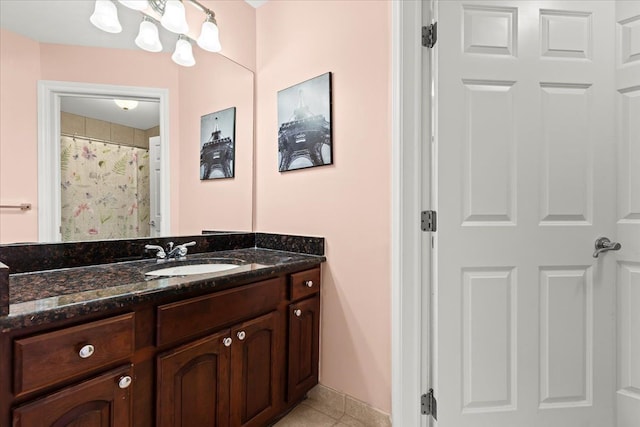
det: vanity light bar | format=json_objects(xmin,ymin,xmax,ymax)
[{"xmin": 91, "ymin": 0, "xmax": 222, "ymax": 66}]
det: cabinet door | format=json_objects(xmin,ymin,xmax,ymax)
[
  {"xmin": 13, "ymin": 365, "xmax": 133, "ymax": 427},
  {"xmin": 287, "ymin": 296, "xmax": 320, "ymax": 403},
  {"xmin": 157, "ymin": 329, "xmax": 231, "ymax": 427},
  {"xmin": 230, "ymin": 311, "xmax": 283, "ymax": 427}
]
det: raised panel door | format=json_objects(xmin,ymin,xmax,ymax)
[
  {"xmin": 435, "ymin": 1, "xmax": 617, "ymax": 426},
  {"xmin": 13, "ymin": 365, "xmax": 132, "ymax": 427},
  {"xmin": 287, "ymin": 296, "xmax": 320, "ymax": 403},
  {"xmin": 230, "ymin": 311, "xmax": 282, "ymax": 427},
  {"xmin": 156, "ymin": 330, "xmax": 231, "ymax": 427}
]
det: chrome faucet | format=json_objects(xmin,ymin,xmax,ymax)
[
  {"xmin": 145, "ymin": 241, "xmax": 196, "ymax": 260},
  {"xmin": 166, "ymin": 241, "xmax": 196, "ymax": 259},
  {"xmin": 145, "ymin": 244, "xmax": 166, "ymax": 259}
]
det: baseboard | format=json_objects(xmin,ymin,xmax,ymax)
[{"xmin": 305, "ymin": 384, "xmax": 392, "ymax": 426}]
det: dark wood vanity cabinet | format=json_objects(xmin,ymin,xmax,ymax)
[
  {"xmin": 287, "ymin": 296, "xmax": 320, "ymax": 403},
  {"xmin": 13, "ymin": 365, "xmax": 133, "ymax": 427},
  {"xmin": 157, "ymin": 329, "xmax": 231, "ymax": 427},
  {"xmin": 157, "ymin": 311, "xmax": 283, "ymax": 427},
  {"xmin": 287, "ymin": 268, "xmax": 321, "ymax": 403},
  {"xmin": 1, "ymin": 267, "xmax": 321, "ymax": 427}
]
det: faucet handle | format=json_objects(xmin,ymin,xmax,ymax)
[
  {"xmin": 175, "ymin": 241, "xmax": 197, "ymax": 257},
  {"xmin": 145, "ymin": 244, "xmax": 166, "ymax": 259}
]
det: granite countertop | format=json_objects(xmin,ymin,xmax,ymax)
[{"xmin": 1, "ymin": 248, "xmax": 325, "ymax": 330}]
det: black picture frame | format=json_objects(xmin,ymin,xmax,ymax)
[
  {"xmin": 200, "ymin": 106, "xmax": 236, "ymax": 180},
  {"xmin": 277, "ymin": 72, "xmax": 333, "ymax": 172}
]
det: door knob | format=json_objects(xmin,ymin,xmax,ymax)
[{"xmin": 593, "ymin": 237, "xmax": 621, "ymax": 258}]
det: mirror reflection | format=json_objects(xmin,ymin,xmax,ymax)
[
  {"xmin": 0, "ymin": 0, "xmax": 255, "ymax": 244},
  {"xmin": 60, "ymin": 97, "xmax": 161, "ymax": 241}
]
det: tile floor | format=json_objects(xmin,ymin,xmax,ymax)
[{"xmin": 273, "ymin": 401, "xmax": 368, "ymax": 426}]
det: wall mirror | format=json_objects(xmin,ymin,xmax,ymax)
[{"xmin": 0, "ymin": 0, "xmax": 255, "ymax": 244}]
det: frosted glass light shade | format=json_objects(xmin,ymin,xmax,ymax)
[
  {"xmin": 197, "ymin": 19, "xmax": 222, "ymax": 52},
  {"xmin": 114, "ymin": 99, "xmax": 139, "ymax": 110},
  {"xmin": 135, "ymin": 19, "xmax": 163, "ymax": 52},
  {"xmin": 172, "ymin": 37, "xmax": 195, "ymax": 67},
  {"xmin": 90, "ymin": 0, "xmax": 122, "ymax": 33},
  {"xmin": 161, "ymin": 0, "xmax": 189, "ymax": 34},
  {"xmin": 117, "ymin": 0, "xmax": 148, "ymax": 11}
]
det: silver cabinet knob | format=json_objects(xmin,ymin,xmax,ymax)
[
  {"xmin": 237, "ymin": 331, "xmax": 246, "ymax": 340},
  {"xmin": 305, "ymin": 280, "xmax": 314, "ymax": 288},
  {"xmin": 78, "ymin": 344, "xmax": 95, "ymax": 359},
  {"xmin": 294, "ymin": 309, "xmax": 302, "ymax": 317},
  {"xmin": 223, "ymin": 337, "xmax": 232, "ymax": 347},
  {"xmin": 118, "ymin": 376, "xmax": 132, "ymax": 389}
]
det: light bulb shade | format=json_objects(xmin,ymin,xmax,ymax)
[
  {"xmin": 161, "ymin": 0, "xmax": 189, "ymax": 34},
  {"xmin": 135, "ymin": 19, "xmax": 163, "ymax": 52},
  {"xmin": 197, "ymin": 20, "xmax": 222, "ymax": 53},
  {"xmin": 172, "ymin": 38, "xmax": 195, "ymax": 67},
  {"xmin": 90, "ymin": 0, "xmax": 122, "ymax": 33},
  {"xmin": 114, "ymin": 99, "xmax": 139, "ymax": 110},
  {"xmin": 117, "ymin": 0, "xmax": 148, "ymax": 10}
]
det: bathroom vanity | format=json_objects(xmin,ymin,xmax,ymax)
[{"xmin": 0, "ymin": 233, "xmax": 324, "ymax": 427}]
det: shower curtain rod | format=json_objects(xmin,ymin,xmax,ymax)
[{"xmin": 60, "ymin": 133, "xmax": 148, "ymax": 150}]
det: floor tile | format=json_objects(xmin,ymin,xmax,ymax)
[{"xmin": 273, "ymin": 403, "xmax": 338, "ymax": 427}]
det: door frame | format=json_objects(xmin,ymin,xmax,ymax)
[
  {"xmin": 37, "ymin": 80, "xmax": 171, "ymax": 241},
  {"xmin": 391, "ymin": 0, "xmax": 432, "ymax": 425}
]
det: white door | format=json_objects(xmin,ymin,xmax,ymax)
[
  {"xmin": 432, "ymin": 0, "xmax": 635, "ymax": 426},
  {"xmin": 615, "ymin": 2, "xmax": 640, "ymax": 426},
  {"xmin": 149, "ymin": 136, "xmax": 161, "ymax": 237}
]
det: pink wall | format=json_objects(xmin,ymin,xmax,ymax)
[
  {"xmin": 255, "ymin": 0, "xmax": 392, "ymax": 413},
  {"xmin": 178, "ymin": 53, "xmax": 254, "ymax": 233},
  {"xmin": 186, "ymin": 0, "xmax": 256, "ymax": 71},
  {"xmin": 0, "ymin": 30, "xmax": 41, "ymax": 243},
  {"xmin": 0, "ymin": 7, "xmax": 255, "ymax": 243}
]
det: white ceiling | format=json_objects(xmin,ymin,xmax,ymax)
[
  {"xmin": 0, "ymin": 0, "xmax": 262, "ymax": 128},
  {"xmin": 61, "ymin": 97, "xmax": 160, "ymax": 130}
]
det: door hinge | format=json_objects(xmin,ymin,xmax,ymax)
[
  {"xmin": 421, "ymin": 210, "xmax": 437, "ymax": 232},
  {"xmin": 422, "ymin": 22, "xmax": 437, "ymax": 48},
  {"xmin": 421, "ymin": 388, "xmax": 437, "ymax": 419}
]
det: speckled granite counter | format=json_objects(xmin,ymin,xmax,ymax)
[{"xmin": 0, "ymin": 233, "xmax": 325, "ymax": 330}]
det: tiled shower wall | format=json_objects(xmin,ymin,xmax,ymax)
[{"xmin": 61, "ymin": 111, "xmax": 159, "ymax": 149}]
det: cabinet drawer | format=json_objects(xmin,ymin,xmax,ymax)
[
  {"xmin": 14, "ymin": 313, "xmax": 135, "ymax": 396},
  {"xmin": 289, "ymin": 268, "xmax": 320, "ymax": 301},
  {"xmin": 157, "ymin": 277, "xmax": 285, "ymax": 347}
]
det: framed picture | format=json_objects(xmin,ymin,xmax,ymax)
[
  {"xmin": 277, "ymin": 72, "xmax": 332, "ymax": 172},
  {"xmin": 200, "ymin": 107, "xmax": 236, "ymax": 180}
]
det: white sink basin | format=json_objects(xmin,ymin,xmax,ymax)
[{"xmin": 145, "ymin": 263, "xmax": 240, "ymax": 277}]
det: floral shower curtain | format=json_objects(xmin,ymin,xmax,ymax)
[{"xmin": 60, "ymin": 135, "xmax": 150, "ymax": 241}]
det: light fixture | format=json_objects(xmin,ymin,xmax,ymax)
[
  {"xmin": 90, "ymin": 0, "xmax": 221, "ymax": 67},
  {"xmin": 172, "ymin": 35, "xmax": 195, "ymax": 67},
  {"xmin": 197, "ymin": 13, "xmax": 221, "ymax": 53},
  {"xmin": 114, "ymin": 99, "xmax": 139, "ymax": 110},
  {"xmin": 135, "ymin": 16, "xmax": 163, "ymax": 52},
  {"xmin": 117, "ymin": 0, "xmax": 149, "ymax": 11},
  {"xmin": 161, "ymin": 0, "xmax": 189, "ymax": 34},
  {"xmin": 90, "ymin": 0, "xmax": 122, "ymax": 33}
]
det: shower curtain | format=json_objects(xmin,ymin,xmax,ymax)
[{"xmin": 60, "ymin": 135, "xmax": 150, "ymax": 241}]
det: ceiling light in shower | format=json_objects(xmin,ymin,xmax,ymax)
[
  {"xmin": 135, "ymin": 16, "xmax": 163, "ymax": 52},
  {"xmin": 161, "ymin": 0, "xmax": 189, "ymax": 34},
  {"xmin": 197, "ymin": 14, "xmax": 221, "ymax": 53},
  {"xmin": 172, "ymin": 35, "xmax": 195, "ymax": 67},
  {"xmin": 90, "ymin": 0, "xmax": 122, "ymax": 33},
  {"xmin": 114, "ymin": 99, "xmax": 140, "ymax": 110}
]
